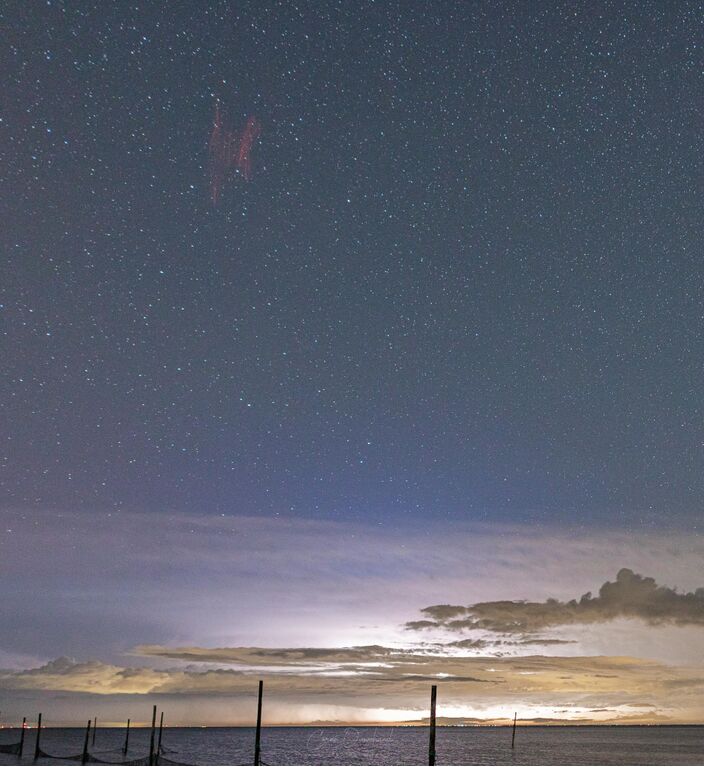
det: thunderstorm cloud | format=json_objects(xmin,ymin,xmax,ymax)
[{"xmin": 406, "ymin": 569, "xmax": 704, "ymax": 634}]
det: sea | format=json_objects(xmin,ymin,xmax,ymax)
[{"xmin": 0, "ymin": 725, "xmax": 702, "ymax": 766}]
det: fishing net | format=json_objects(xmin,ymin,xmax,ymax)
[
  {"xmin": 85, "ymin": 755, "xmax": 151, "ymax": 766},
  {"xmin": 33, "ymin": 746, "xmax": 155, "ymax": 765},
  {"xmin": 36, "ymin": 746, "xmax": 86, "ymax": 761}
]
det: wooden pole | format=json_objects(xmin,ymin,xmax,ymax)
[
  {"xmin": 82, "ymin": 720, "xmax": 91, "ymax": 765},
  {"xmin": 157, "ymin": 711, "xmax": 164, "ymax": 758},
  {"xmin": 511, "ymin": 712, "xmax": 517, "ymax": 749},
  {"xmin": 19, "ymin": 717, "xmax": 26, "ymax": 757},
  {"xmin": 33, "ymin": 713, "xmax": 42, "ymax": 762},
  {"xmin": 123, "ymin": 718, "xmax": 131, "ymax": 756},
  {"xmin": 428, "ymin": 685, "xmax": 437, "ymax": 766},
  {"xmin": 253, "ymin": 679, "xmax": 263, "ymax": 766},
  {"xmin": 92, "ymin": 716, "xmax": 97, "ymax": 746},
  {"xmin": 148, "ymin": 705, "xmax": 157, "ymax": 766}
]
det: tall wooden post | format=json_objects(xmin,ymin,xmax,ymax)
[
  {"xmin": 82, "ymin": 720, "xmax": 91, "ymax": 765},
  {"xmin": 253, "ymin": 679, "xmax": 263, "ymax": 766},
  {"xmin": 92, "ymin": 717, "xmax": 97, "ymax": 746},
  {"xmin": 123, "ymin": 719, "xmax": 131, "ymax": 756},
  {"xmin": 19, "ymin": 717, "xmax": 26, "ymax": 757},
  {"xmin": 511, "ymin": 712, "xmax": 517, "ymax": 749},
  {"xmin": 428, "ymin": 685, "xmax": 437, "ymax": 766},
  {"xmin": 148, "ymin": 705, "xmax": 157, "ymax": 766},
  {"xmin": 33, "ymin": 713, "xmax": 42, "ymax": 762},
  {"xmin": 157, "ymin": 711, "xmax": 164, "ymax": 758}
]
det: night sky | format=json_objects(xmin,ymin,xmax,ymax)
[{"xmin": 2, "ymin": 0, "xmax": 704, "ymax": 727}]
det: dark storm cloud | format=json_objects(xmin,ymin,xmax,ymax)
[
  {"xmin": 404, "ymin": 620, "xmax": 438, "ymax": 630},
  {"xmin": 420, "ymin": 605, "xmax": 468, "ymax": 621},
  {"xmin": 378, "ymin": 674, "xmax": 492, "ymax": 683},
  {"xmin": 444, "ymin": 638, "xmax": 490, "ymax": 650},
  {"xmin": 407, "ymin": 569, "xmax": 704, "ymax": 634},
  {"xmin": 134, "ymin": 644, "xmax": 406, "ymax": 666},
  {"xmin": 441, "ymin": 637, "xmax": 576, "ymax": 650}
]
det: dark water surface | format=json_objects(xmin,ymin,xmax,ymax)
[{"xmin": 0, "ymin": 725, "xmax": 702, "ymax": 765}]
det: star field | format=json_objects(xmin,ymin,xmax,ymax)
[{"xmin": 2, "ymin": 0, "xmax": 704, "ymax": 528}]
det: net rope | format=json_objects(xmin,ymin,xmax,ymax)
[
  {"xmin": 26, "ymin": 733, "xmax": 233, "ymax": 766},
  {"xmin": 34, "ymin": 746, "xmax": 157, "ymax": 765},
  {"xmin": 36, "ymin": 746, "xmax": 86, "ymax": 761},
  {"xmin": 85, "ymin": 755, "xmax": 151, "ymax": 766},
  {"xmin": 0, "ymin": 741, "xmax": 21, "ymax": 755}
]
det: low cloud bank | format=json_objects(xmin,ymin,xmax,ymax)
[
  {"xmin": 2, "ymin": 648, "xmax": 703, "ymax": 725},
  {"xmin": 0, "ymin": 649, "xmax": 697, "ymax": 699}
]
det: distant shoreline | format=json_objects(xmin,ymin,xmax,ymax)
[{"xmin": 2, "ymin": 723, "xmax": 702, "ymax": 730}]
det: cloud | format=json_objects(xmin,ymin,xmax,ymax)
[
  {"xmin": 0, "ymin": 657, "xmax": 175, "ymax": 695},
  {"xmin": 421, "ymin": 605, "xmax": 467, "ymax": 621},
  {"xmin": 407, "ymin": 569, "xmax": 704, "ymax": 634},
  {"xmin": 2, "ymin": 649, "xmax": 704, "ymax": 725},
  {"xmin": 404, "ymin": 621, "xmax": 437, "ymax": 630},
  {"xmin": 4, "ymin": 509, "xmax": 704, "ymax": 666},
  {"xmin": 442, "ymin": 638, "xmax": 575, "ymax": 650},
  {"xmin": 134, "ymin": 644, "xmax": 407, "ymax": 667},
  {"xmin": 444, "ymin": 639, "xmax": 490, "ymax": 650}
]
